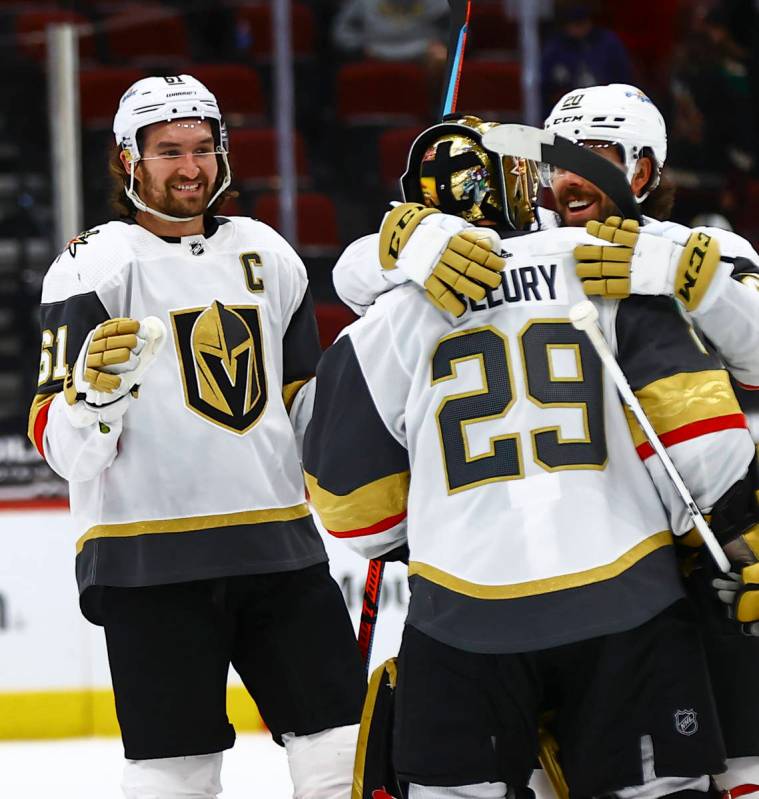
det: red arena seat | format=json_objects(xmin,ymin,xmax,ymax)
[
  {"xmin": 253, "ymin": 192, "xmax": 340, "ymax": 256},
  {"xmin": 190, "ymin": 64, "xmax": 266, "ymax": 126},
  {"xmin": 80, "ymin": 67, "xmax": 145, "ymax": 128},
  {"xmin": 337, "ymin": 61, "xmax": 431, "ymax": 126},
  {"xmin": 229, "ymin": 128, "xmax": 309, "ymax": 190}
]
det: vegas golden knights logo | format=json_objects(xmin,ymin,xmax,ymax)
[{"xmin": 171, "ymin": 301, "xmax": 268, "ymax": 434}]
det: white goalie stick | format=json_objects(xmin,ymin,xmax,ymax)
[
  {"xmin": 569, "ymin": 300, "xmax": 731, "ymax": 574},
  {"xmin": 481, "ymin": 124, "xmax": 644, "ymax": 223}
]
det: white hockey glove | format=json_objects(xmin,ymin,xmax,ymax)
[
  {"xmin": 378, "ymin": 202, "xmax": 505, "ymax": 317},
  {"xmin": 574, "ymin": 216, "xmax": 721, "ymax": 311},
  {"xmin": 63, "ymin": 316, "xmax": 167, "ymax": 430}
]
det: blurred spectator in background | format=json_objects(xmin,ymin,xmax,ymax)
[
  {"xmin": 541, "ymin": 0, "xmax": 633, "ymax": 115},
  {"xmin": 669, "ymin": 4, "xmax": 755, "ymax": 175},
  {"xmin": 332, "ymin": 0, "xmax": 448, "ymax": 69}
]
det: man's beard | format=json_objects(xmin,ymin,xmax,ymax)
[
  {"xmin": 556, "ymin": 186, "xmax": 620, "ymax": 227},
  {"xmin": 137, "ymin": 171, "xmax": 214, "ymax": 218}
]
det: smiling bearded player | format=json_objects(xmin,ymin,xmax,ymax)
[{"xmin": 27, "ymin": 74, "xmax": 366, "ymax": 799}]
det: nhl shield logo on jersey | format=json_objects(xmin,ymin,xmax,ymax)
[
  {"xmin": 171, "ymin": 300, "xmax": 268, "ymax": 434},
  {"xmin": 674, "ymin": 709, "xmax": 698, "ymax": 736}
]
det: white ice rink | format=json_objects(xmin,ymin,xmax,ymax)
[{"xmin": 0, "ymin": 732, "xmax": 293, "ymax": 798}]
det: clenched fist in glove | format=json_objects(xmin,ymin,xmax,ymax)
[
  {"xmin": 709, "ymin": 519, "xmax": 759, "ymax": 635},
  {"xmin": 713, "ymin": 563, "xmax": 759, "ymax": 636},
  {"xmin": 64, "ymin": 316, "xmax": 167, "ymax": 429},
  {"xmin": 574, "ymin": 216, "xmax": 721, "ymax": 310},
  {"xmin": 378, "ymin": 202, "xmax": 505, "ymax": 317}
]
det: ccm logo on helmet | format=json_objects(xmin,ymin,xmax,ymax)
[{"xmin": 548, "ymin": 115, "xmax": 583, "ymax": 126}]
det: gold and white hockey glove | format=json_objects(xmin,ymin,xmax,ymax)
[
  {"xmin": 574, "ymin": 216, "xmax": 721, "ymax": 311},
  {"xmin": 63, "ymin": 316, "xmax": 167, "ymax": 429},
  {"xmin": 713, "ymin": 525, "xmax": 759, "ymax": 634},
  {"xmin": 378, "ymin": 202, "xmax": 505, "ymax": 317}
]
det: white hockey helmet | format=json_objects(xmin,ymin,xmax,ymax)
[
  {"xmin": 544, "ymin": 84, "xmax": 667, "ymax": 202},
  {"xmin": 112, "ymin": 74, "xmax": 231, "ymax": 223}
]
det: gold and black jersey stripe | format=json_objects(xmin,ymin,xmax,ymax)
[
  {"xmin": 304, "ymin": 335, "xmax": 410, "ymax": 538},
  {"xmin": 75, "ymin": 504, "xmax": 326, "ymax": 603},
  {"xmin": 28, "ymin": 290, "xmax": 109, "ymax": 455},
  {"xmin": 616, "ymin": 296, "xmax": 746, "ymax": 457},
  {"xmin": 406, "ymin": 531, "xmax": 683, "ymax": 653}
]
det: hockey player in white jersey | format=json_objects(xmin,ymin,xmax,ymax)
[
  {"xmin": 543, "ymin": 84, "xmax": 759, "ymax": 796},
  {"xmin": 27, "ymin": 75, "xmax": 365, "ymax": 799},
  {"xmin": 332, "ymin": 88, "xmax": 759, "ymax": 794},
  {"xmin": 334, "ymin": 85, "xmax": 759, "ymax": 387},
  {"xmin": 307, "ymin": 117, "xmax": 759, "ymax": 799}
]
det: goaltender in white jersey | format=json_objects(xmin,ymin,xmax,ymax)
[
  {"xmin": 305, "ymin": 117, "xmax": 759, "ymax": 799},
  {"xmin": 308, "ymin": 221, "xmax": 755, "ymax": 652}
]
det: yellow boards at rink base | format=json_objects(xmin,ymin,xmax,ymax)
[{"xmin": 0, "ymin": 503, "xmax": 408, "ymax": 739}]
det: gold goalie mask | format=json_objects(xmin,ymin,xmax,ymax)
[{"xmin": 401, "ymin": 116, "xmax": 539, "ymax": 231}]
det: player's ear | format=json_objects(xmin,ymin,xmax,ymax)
[
  {"xmin": 119, "ymin": 148, "xmax": 134, "ymax": 176},
  {"xmin": 631, "ymin": 156, "xmax": 653, "ymax": 198}
]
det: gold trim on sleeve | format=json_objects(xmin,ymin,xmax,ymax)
[
  {"xmin": 634, "ymin": 370, "xmax": 741, "ymax": 435},
  {"xmin": 305, "ymin": 470, "xmax": 409, "ymax": 534},
  {"xmin": 27, "ymin": 393, "xmax": 55, "ymax": 447},
  {"xmin": 283, "ymin": 378, "xmax": 311, "ymax": 412}
]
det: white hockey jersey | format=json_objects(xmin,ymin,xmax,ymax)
[
  {"xmin": 332, "ymin": 217, "xmax": 759, "ymax": 387},
  {"xmin": 306, "ymin": 226, "xmax": 755, "ymax": 653},
  {"xmin": 29, "ymin": 216, "xmax": 325, "ymax": 606}
]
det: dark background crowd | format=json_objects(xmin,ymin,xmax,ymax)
[{"xmin": 0, "ymin": 0, "xmax": 757, "ymax": 493}]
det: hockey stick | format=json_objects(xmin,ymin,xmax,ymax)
[
  {"xmin": 441, "ymin": 0, "xmax": 471, "ymax": 117},
  {"xmin": 356, "ymin": 0, "xmax": 473, "ymax": 676},
  {"xmin": 569, "ymin": 299, "xmax": 731, "ymax": 573},
  {"xmin": 481, "ymin": 125, "xmax": 643, "ymax": 223},
  {"xmin": 357, "ymin": 558, "xmax": 385, "ymax": 672}
]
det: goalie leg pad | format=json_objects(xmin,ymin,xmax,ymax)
[
  {"xmin": 283, "ymin": 722, "xmax": 359, "ymax": 799},
  {"xmin": 353, "ymin": 658, "xmax": 405, "ymax": 799},
  {"xmin": 121, "ymin": 752, "xmax": 222, "ymax": 798}
]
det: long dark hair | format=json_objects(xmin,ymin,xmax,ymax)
[{"xmin": 641, "ymin": 169, "xmax": 676, "ymax": 221}]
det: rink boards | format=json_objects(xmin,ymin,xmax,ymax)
[{"xmin": 0, "ymin": 503, "xmax": 409, "ymax": 739}]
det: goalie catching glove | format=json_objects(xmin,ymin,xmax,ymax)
[
  {"xmin": 574, "ymin": 216, "xmax": 721, "ymax": 311},
  {"xmin": 63, "ymin": 316, "xmax": 167, "ymax": 429},
  {"xmin": 378, "ymin": 202, "xmax": 505, "ymax": 317}
]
